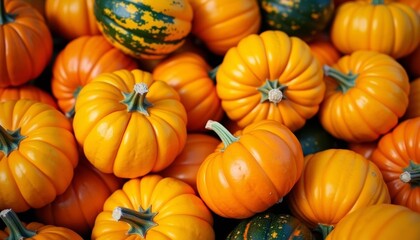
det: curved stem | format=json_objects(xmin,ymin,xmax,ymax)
[
  {"xmin": 66, "ymin": 86, "xmax": 83, "ymax": 118},
  {"xmin": 323, "ymin": 65, "xmax": 357, "ymax": 93},
  {"xmin": 0, "ymin": 209, "xmax": 36, "ymax": 239},
  {"xmin": 121, "ymin": 83, "xmax": 153, "ymax": 116},
  {"xmin": 0, "ymin": 125, "xmax": 26, "ymax": 156},
  {"xmin": 205, "ymin": 120, "xmax": 239, "ymax": 151},
  {"xmin": 0, "ymin": 0, "xmax": 14, "ymax": 25},
  {"xmin": 113, "ymin": 206, "xmax": 158, "ymax": 237},
  {"xmin": 315, "ymin": 224, "xmax": 334, "ymax": 240},
  {"xmin": 400, "ymin": 160, "xmax": 420, "ymax": 187}
]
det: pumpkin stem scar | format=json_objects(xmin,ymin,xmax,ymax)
[
  {"xmin": 205, "ymin": 120, "xmax": 239, "ymax": 151},
  {"xmin": 0, "ymin": 125, "xmax": 26, "ymax": 157},
  {"xmin": 258, "ymin": 79, "xmax": 288, "ymax": 105},
  {"xmin": 315, "ymin": 223, "xmax": 334, "ymax": 239},
  {"xmin": 112, "ymin": 206, "xmax": 158, "ymax": 237},
  {"xmin": 0, "ymin": 209, "xmax": 36, "ymax": 239},
  {"xmin": 400, "ymin": 160, "xmax": 420, "ymax": 187},
  {"xmin": 323, "ymin": 65, "xmax": 357, "ymax": 93},
  {"xmin": 0, "ymin": 0, "xmax": 15, "ymax": 25},
  {"xmin": 121, "ymin": 83, "xmax": 153, "ymax": 116}
]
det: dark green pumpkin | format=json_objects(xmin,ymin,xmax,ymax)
[
  {"xmin": 258, "ymin": 0, "xmax": 335, "ymax": 42},
  {"xmin": 226, "ymin": 213, "xmax": 315, "ymax": 240},
  {"xmin": 94, "ymin": 0, "xmax": 193, "ymax": 60}
]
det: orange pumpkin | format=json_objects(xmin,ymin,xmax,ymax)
[
  {"xmin": 288, "ymin": 149, "xmax": 390, "ymax": 237},
  {"xmin": 330, "ymin": 0, "xmax": 420, "ymax": 59},
  {"xmin": 370, "ymin": 117, "xmax": 420, "ymax": 213},
  {"xmin": 197, "ymin": 120, "xmax": 304, "ymax": 219},
  {"xmin": 319, "ymin": 50, "xmax": 410, "ymax": 143},
  {"xmin": 0, "ymin": 84, "xmax": 58, "ymax": 109},
  {"xmin": 216, "ymin": 30, "xmax": 326, "ymax": 132},
  {"xmin": 159, "ymin": 133, "xmax": 220, "ymax": 192},
  {"xmin": 0, "ymin": 208, "xmax": 83, "ymax": 239},
  {"xmin": 326, "ymin": 204, "xmax": 420, "ymax": 240},
  {"xmin": 0, "ymin": 99, "xmax": 79, "ymax": 212},
  {"xmin": 308, "ymin": 35, "xmax": 342, "ymax": 67},
  {"xmin": 0, "ymin": 0, "xmax": 53, "ymax": 87},
  {"xmin": 152, "ymin": 52, "xmax": 224, "ymax": 132},
  {"xmin": 73, "ymin": 69, "xmax": 188, "ymax": 178},
  {"xmin": 45, "ymin": 0, "xmax": 100, "ymax": 40},
  {"xmin": 51, "ymin": 35, "xmax": 138, "ymax": 118},
  {"xmin": 404, "ymin": 78, "xmax": 420, "ymax": 119},
  {"xmin": 34, "ymin": 155, "xmax": 124, "ymax": 235},
  {"xmin": 91, "ymin": 175, "xmax": 215, "ymax": 239},
  {"xmin": 347, "ymin": 141, "xmax": 378, "ymax": 160},
  {"xmin": 190, "ymin": 0, "xmax": 261, "ymax": 55},
  {"xmin": 22, "ymin": 0, "xmax": 45, "ymax": 17}
]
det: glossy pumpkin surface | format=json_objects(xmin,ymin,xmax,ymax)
[
  {"xmin": 226, "ymin": 212, "xmax": 315, "ymax": 240},
  {"xmin": 34, "ymin": 156, "xmax": 124, "ymax": 235},
  {"xmin": 197, "ymin": 120, "xmax": 304, "ymax": 219},
  {"xmin": 153, "ymin": 52, "xmax": 224, "ymax": 132},
  {"xmin": 45, "ymin": 0, "xmax": 99, "ymax": 40},
  {"xmin": 0, "ymin": 99, "xmax": 79, "ymax": 212},
  {"xmin": 51, "ymin": 35, "xmax": 138, "ymax": 118},
  {"xmin": 404, "ymin": 78, "xmax": 420, "ymax": 119},
  {"xmin": 0, "ymin": 208, "xmax": 83, "ymax": 240},
  {"xmin": 73, "ymin": 69, "xmax": 187, "ymax": 179},
  {"xmin": 308, "ymin": 35, "xmax": 341, "ymax": 67},
  {"xmin": 326, "ymin": 204, "xmax": 420, "ymax": 240},
  {"xmin": 347, "ymin": 140, "xmax": 378, "ymax": 160},
  {"xmin": 330, "ymin": 0, "xmax": 420, "ymax": 59},
  {"xmin": 259, "ymin": 0, "xmax": 335, "ymax": 42},
  {"xmin": 319, "ymin": 50, "xmax": 410, "ymax": 143},
  {"xmin": 0, "ymin": 0, "xmax": 53, "ymax": 87},
  {"xmin": 0, "ymin": 84, "xmax": 58, "ymax": 109},
  {"xmin": 370, "ymin": 117, "xmax": 420, "ymax": 213},
  {"xmin": 216, "ymin": 30, "xmax": 325, "ymax": 131},
  {"xmin": 288, "ymin": 149, "xmax": 391, "ymax": 230},
  {"xmin": 190, "ymin": 0, "xmax": 261, "ymax": 55},
  {"xmin": 94, "ymin": 0, "xmax": 193, "ymax": 60},
  {"xmin": 158, "ymin": 133, "xmax": 220, "ymax": 192},
  {"xmin": 91, "ymin": 175, "xmax": 215, "ymax": 240}
]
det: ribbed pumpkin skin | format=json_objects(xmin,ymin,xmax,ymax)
[
  {"xmin": 308, "ymin": 36, "xmax": 341, "ymax": 67},
  {"xmin": 326, "ymin": 204, "xmax": 420, "ymax": 240},
  {"xmin": 331, "ymin": 0, "xmax": 420, "ymax": 59},
  {"xmin": 0, "ymin": 0, "xmax": 53, "ymax": 87},
  {"xmin": 216, "ymin": 30, "xmax": 325, "ymax": 131},
  {"xmin": 288, "ymin": 149, "xmax": 391, "ymax": 229},
  {"xmin": 94, "ymin": 0, "xmax": 193, "ymax": 60},
  {"xmin": 45, "ymin": 0, "xmax": 100, "ymax": 40},
  {"xmin": 0, "ymin": 84, "xmax": 58, "ymax": 109},
  {"xmin": 51, "ymin": 35, "xmax": 138, "ymax": 118},
  {"xmin": 226, "ymin": 213, "xmax": 315, "ymax": 240},
  {"xmin": 370, "ymin": 117, "xmax": 420, "ymax": 213},
  {"xmin": 0, "ymin": 100, "xmax": 79, "ymax": 212},
  {"xmin": 190, "ymin": 0, "xmax": 261, "ymax": 55}
]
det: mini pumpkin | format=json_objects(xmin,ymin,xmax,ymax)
[{"xmin": 0, "ymin": 84, "xmax": 58, "ymax": 109}]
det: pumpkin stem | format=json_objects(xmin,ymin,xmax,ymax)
[
  {"xmin": 0, "ymin": 125, "xmax": 26, "ymax": 157},
  {"xmin": 121, "ymin": 83, "xmax": 153, "ymax": 116},
  {"xmin": 0, "ymin": 209, "xmax": 36, "ymax": 239},
  {"xmin": 0, "ymin": 0, "xmax": 14, "ymax": 25},
  {"xmin": 208, "ymin": 65, "xmax": 219, "ymax": 84},
  {"xmin": 315, "ymin": 224, "xmax": 334, "ymax": 239},
  {"xmin": 400, "ymin": 160, "xmax": 420, "ymax": 187},
  {"xmin": 112, "ymin": 206, "xmax": 158, "ymax": 237},
  {"xmin": 65, "ymin": 86, "xmax": 83, "ymax": 118},
  {"xmin": 323, "ymin": 65, "xmax": 357, "ymax": 93},
  {"xmin": 205, "ymin": 120, "xmax": 239, "ymax": 151},
  {"xmin": 258, "ymin": 80, "xmax": 288, "ymax": 105},
  {"xmin": 371, "ymin": 0, "xmax": 385, "ymax": 5}
]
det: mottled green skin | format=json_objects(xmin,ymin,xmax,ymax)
[
  {"xmin": 226, "ymin": 213, "xmax": 315, "ymax": 240},
  {"xmin": 259, "ymin": 0, "xmax": 335, "ymax": 42},
  {"xmin": 94, "ymin": 0, "xmax": 188, "ymax": 59}
]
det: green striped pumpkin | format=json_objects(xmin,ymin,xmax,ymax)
[
  {"xmin": 259, "ymin": 0, "xmax": 335, "ymax": 42},
  {"xmin": 226, "ymin": 213, "xmax": 315, "ymax": 240},
  {"xmin": 94, "ymin": 0, "xmax": 193, "ymax": 59}
]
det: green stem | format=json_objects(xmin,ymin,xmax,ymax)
[
  {"xmin": 257, "ymin": 80, "xmax": 288, "ymax": 105},
  {"xmin": 315, "ymin": 224, "xmax": 334, "ymax": 240},
  {"xmin": 0, "ymin": 209, "xmax": 36, "ymax": 239},
  {"xmin": 323, "ymin": 65, "xmax": 357, "ymax": 93},
  {"xmin": 400, "ymin": 160, "xmax": 420, "ymax": 187},
  {"xmin": 121, "ymin": 83, "xmax": 153, "ymax": 116},
  {"xmin": 371, "ymin": 0, "xmax": 384, "ymax": 5},
  {"xmin": 208, "ymin": 65, "xmax": 219, "ymax": 84},
  {"xmin": 0, "ymin": 0, "xmax": 14, "ymax": 25},
  {"xmin": 0, "ymin": 125, "xmax": 26, "ymax": 156},
  {"xmin": 205, "ymin": 120, "xmax": 239, "ymax": 151},
  {"xmin": 112, "ymin": 206, "xmax": 158, "ymax": 237},
  {"xmin": 65, "ymin": 86, "xmax": 83, "ymax": 118}
]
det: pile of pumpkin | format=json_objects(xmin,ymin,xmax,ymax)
[{"xmin": 1, "ymin": 0, "xmax": 420, "ymax": 239}]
